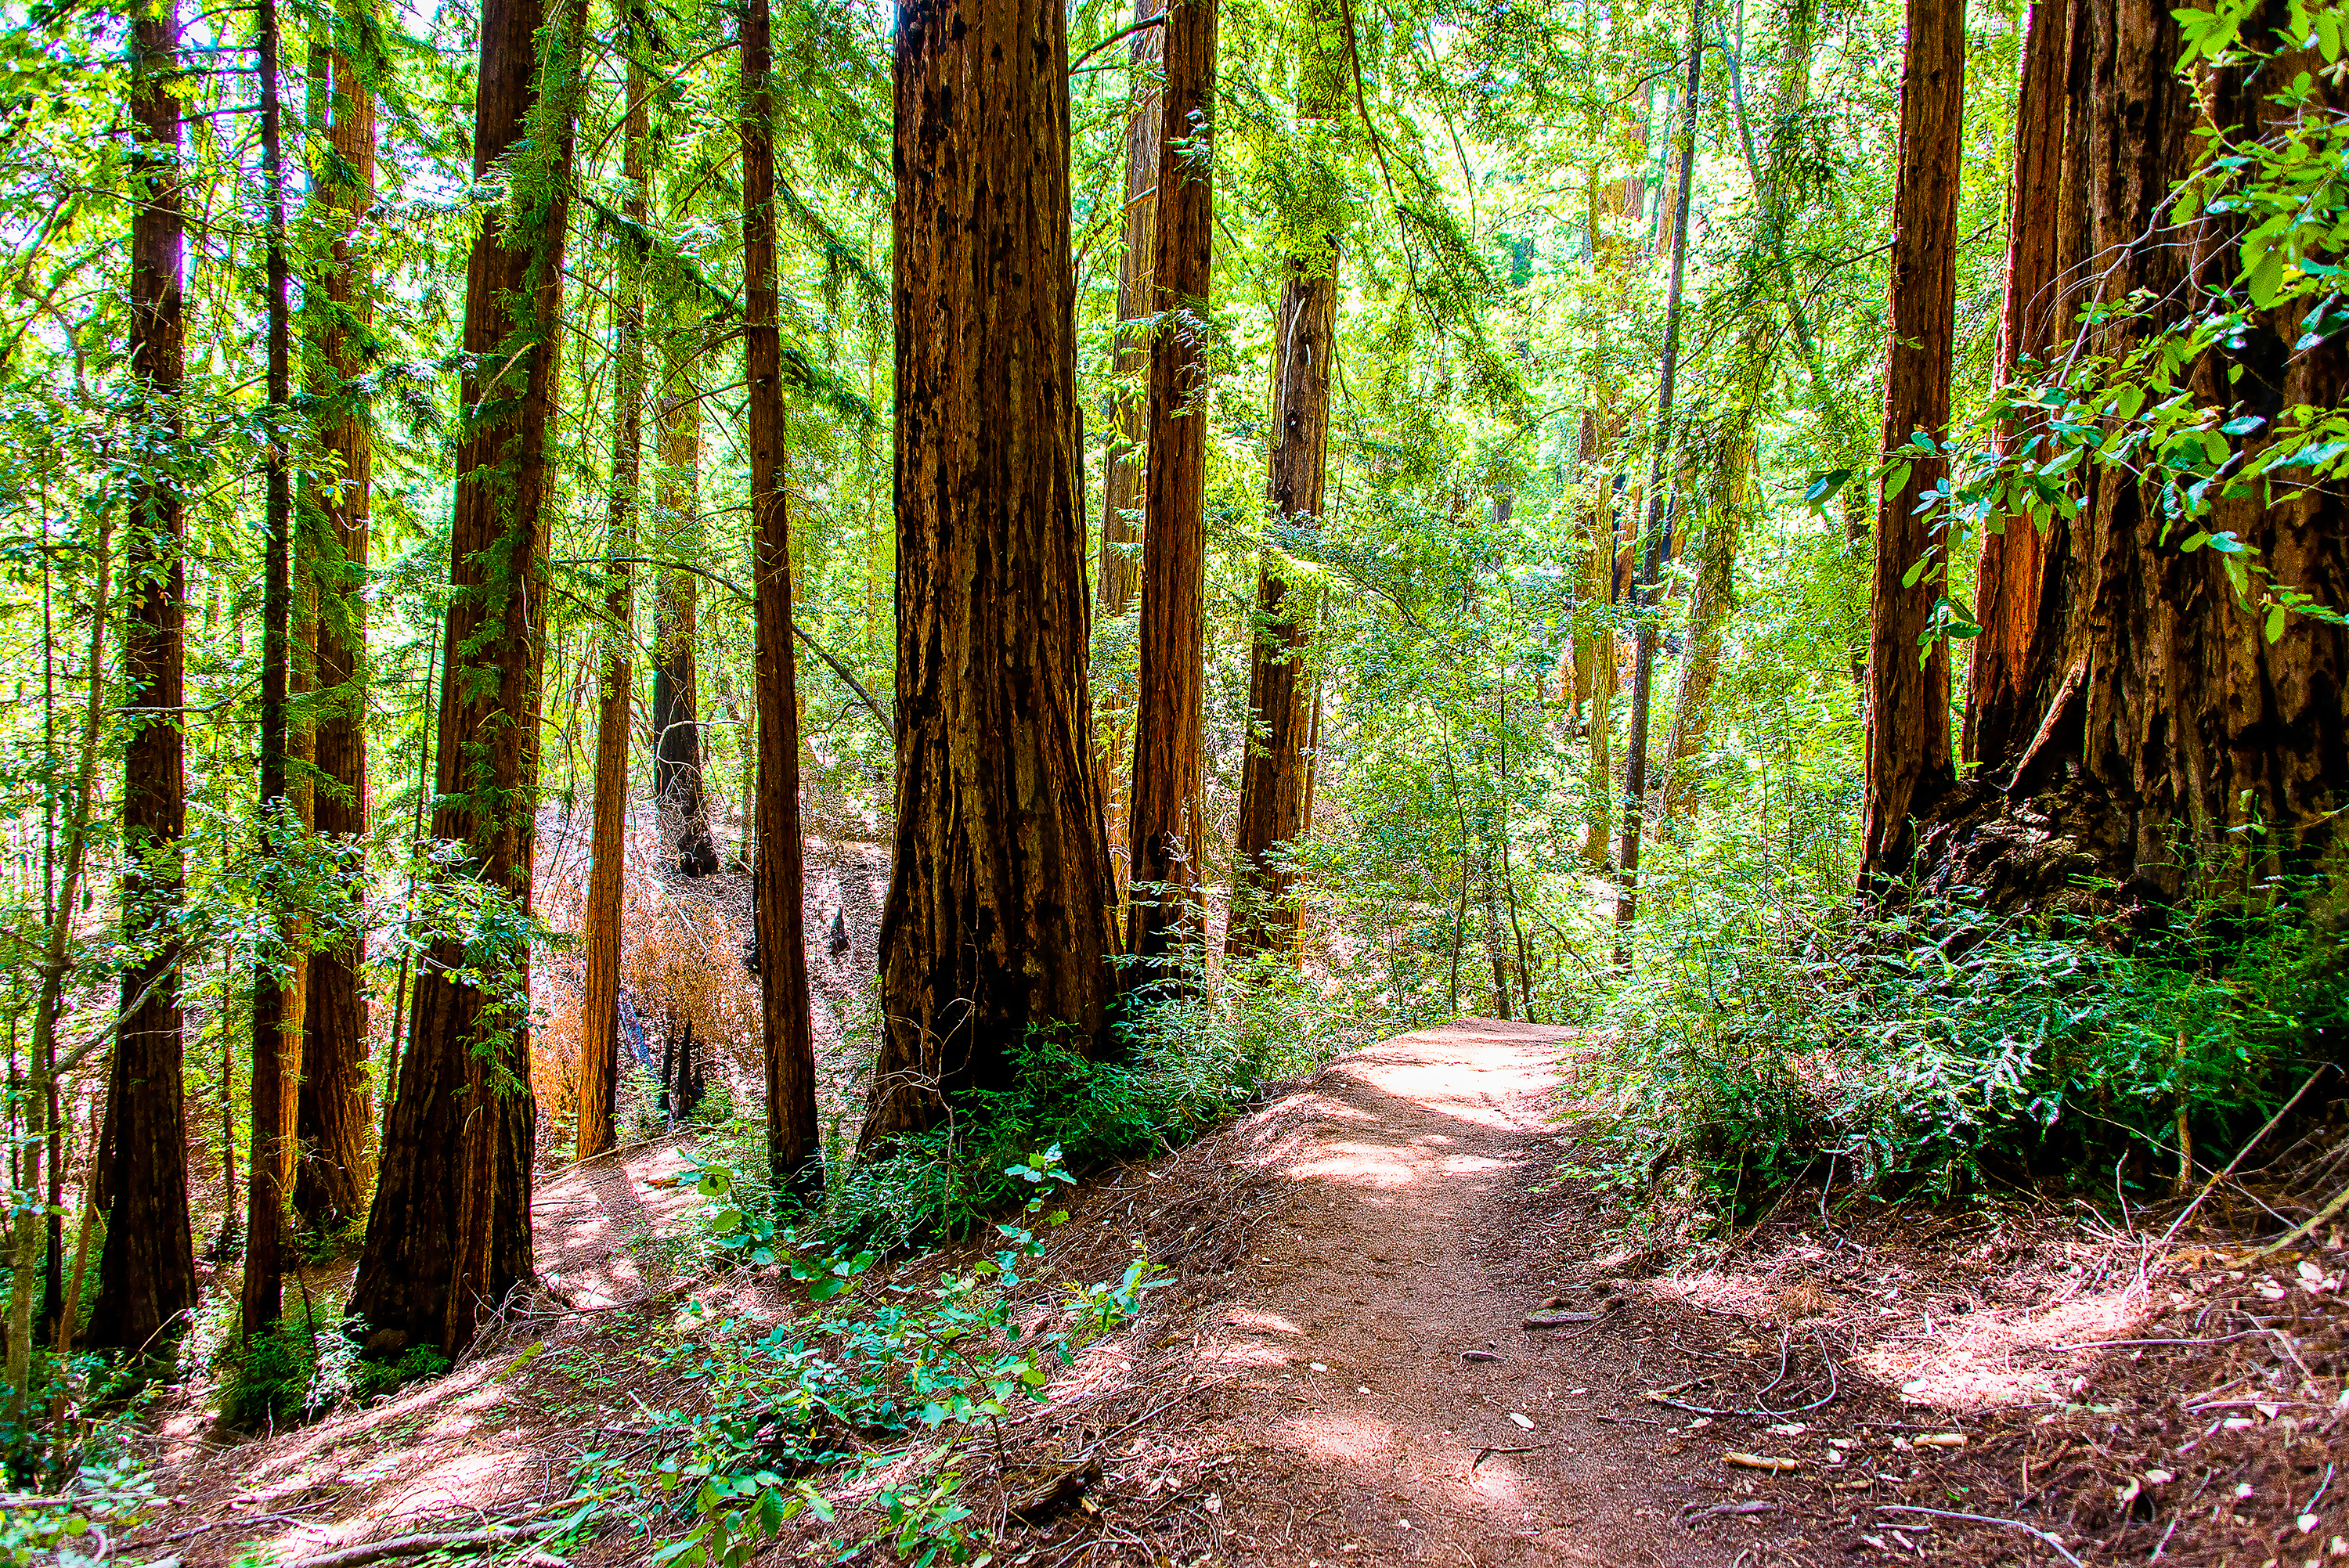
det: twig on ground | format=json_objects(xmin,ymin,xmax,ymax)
[
  {"xmin": 2159, "ymin": 1065, "xmax": 2331, "ymax": 1249},
  {"xmin": 1472, "ymin": 1445, "xmax": 1540, "ymax": 1468},
  {"xmin": 1875, "ymin": 1505, "xmax": 2084, "ymax": 1567},
  {"xmin": 280, "ymin": 1519, "xmax": 571, "ymax": 1568}
]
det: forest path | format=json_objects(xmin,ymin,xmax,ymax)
[{"xmin": 1172, "ymin": 1018, "xmax": 1798, "ymax": 1566}]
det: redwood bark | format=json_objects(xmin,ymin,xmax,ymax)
[
  {"xmin": 1918, "ymin": 0, "xmax": 2347, "ymax": 906},
  {"xmin": 349, "ymin": 0, "xmax": 587, "ymax": 1357},
  {"xmin": 744, "ymin": 0, "xmax": 819, "ymax": 1190},
  {"xmin": 1960, "ymin": 0, "xmax": 2072, "ymax": 774},
  {"xmin": 1099, "ymin": 0, "xmax": 1163, "ymax": 622},
  {"xmin": 578, "ymin": 38, "xmax": 648, "ymax": 1165},
  {"xmin": 244, "ymin": 0, "xmax": 295, "ymax": 1335},
  {"xmin": 1126, "ymin": 0, "xmax": 1218, "ymax": 975},
  {"xmin": 867, "ymin": 0, "xmax": 1118, "ymax": 1143},
  {"xmin": 92, "ymin": 0, "xmax": 197, "ymax": 1355},
  {"xmin": 294, "ymin": 33, "xmax": 377, "ymax": 1234},
  {"xmin": 1228, "ymin": 253, "xmax": 1334, "ymax": 961},
  {"xmin": 1860, "ymin": 0, "xmax": 1965, "ymax": 880}
]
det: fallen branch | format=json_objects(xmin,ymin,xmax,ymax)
[
  {"xmin": 280, "ymin": 1498, "xmax": 597, "ymax": 1568},
  {"xmin": 1471, "ymin": 1445, "xmax": 1539, "ymax": 1468},
  {"xmin": 1875, "ymin": 1505, "xmax": 2084, "ymax": 1568},
  {"xmin": 2261, "ymin": 1179, "xmax": 2349, "ymax": 1258}
]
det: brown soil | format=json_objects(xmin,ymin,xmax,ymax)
[{"xmin": 120, "ymin": 1019, "xmax": 2349, "ymax": 1567}]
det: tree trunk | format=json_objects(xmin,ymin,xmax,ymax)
[
  {"xmin": 744, "ymin": 0, "xmax": 820, "ymax": 1191},
  {"xmin": 294, "ymin": 29, "xmax": 377, "ymax": 1235},
  {"xmin": 1611, "ymin": 0, "xmax": 1702, "ymax": 962},
  {"xmin": 243, "ymin": 0, "xmax": 295, "ymax": 1336},
  {"xmin": 1099, "ymin": 0, "xmax": 1162, "ymax": 622},
  {"xmin": 92, "ymin": 0, "xmax": 198, "ymax": 1356},
  {"xmin": 1228, "ymin": 252, "xmax": 1335, "ymax": 961},
  {"xmin": 1916, "ymin": 0, "xmax": 2347, "ymax": 909},
  {"xmin": 349, "ymin": 0, "xmax": 587, "ymax": 1358},
  {"xmin": 651, "ymin": 333, "xmax": 717, "ymax": 878},
  {"xmin": 1860, "ymin": 0, "xmax": 1965, "ymax": 881},
  {"xmin": 1959, "ymin": 0, "xmax": 2071, "ymax": 774},
  {"xmin": 867, "ymin": 0, "xmax": 1119, "ymax": 1144},
  {"xmin": 578, "ymin": 36, "xmax": 647, "ymax": 1166},
  {"xmin": 1125, "ymin": 0, "xmax": 1218, "ymax": 977}
]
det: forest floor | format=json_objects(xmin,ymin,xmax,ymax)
[{"xmin": 124, "ymin": 1020, "xmax": 2349, "ymax": 1567}]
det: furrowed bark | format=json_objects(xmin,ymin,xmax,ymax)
[
  {"xmin": 1860, "ymin": 0, "xmax": 1965, "ymax": 881},
  {"xmin": 651, "ymin": 332, "xmax": 716, "ymax": 878},
  {"xmin": 866, "ymin": 0, "xmax": 1118, "ymax": 1144},
  {"xmin": 1125, "ymin": 0, "xmax": 1219, "ymax": 979},
  {"xmin": 349, "ymin": 0, "xmax": 588, "ymax": 1357},
  {"xmin": 92, "ymin": 0, "xmax": 197, "ymax": 1356}
]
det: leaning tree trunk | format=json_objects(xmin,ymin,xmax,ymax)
[
  {"xmin": 1960, "ymin": 0, "xmax": 2072, "ymax": 775},
  {"xmin": 1125, "ymin": 0, "xmax": 1219, "ymax": 977},
  {"xmin": 349, "ymin": 0, "xmax": 587, "ymax": 1358},
  {"xmin": 1228, "ymin": 251, "xmax": 1336, "ymax": 961},
  {"xmin": 1859, "ymin": 0, "xmax": 1965, "ymax": 882},
  {"xmin": 294, "ymin": 28, "xmax": 376, "ymax": 1235},
  {"xmin": 867, "ymin": 0, "xmax": 1119, "ymax": 1145},
  {"xmin": 92, "ymin": 0, "xmax": 197, "ymax": 1355},
  {"xmin": 577, "ymin": 34, "xmax": 647, "ymax": 1166},
  {"xmin": 744, "ymin": 0, "xmax": 820, "ymax": 1191},
  {"xmin": 651, "ymin": 330, "xmax": 718, "ymax": 878},
  {"xmin": 1918, "ymin": 0, "xmax": 2347, "ymax": 909}
]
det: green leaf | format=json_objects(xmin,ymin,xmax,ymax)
[{"xmin": 2265, "ymin": 602, "xmax": 2289, "ymax": 640}]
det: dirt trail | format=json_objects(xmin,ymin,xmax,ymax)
[{"xmin": 1165, "ymin": 1018, "xmax": 1762, "ymax": 1566}]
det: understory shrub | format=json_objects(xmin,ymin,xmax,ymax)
[
  {"xmin": 214, "ymin": 1293, "xmax": 449, "ymax": 1428},
  {"xmin": 1599, "ymin": 869, "xmax": 2349, "ymax": 1215}
]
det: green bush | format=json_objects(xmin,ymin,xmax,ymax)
[
  {"xmin": 1599, "ymin": 871, "xmax": 2349, "ymax": 1215},
  {"xmin": 215, "ymin": 1294, "xmax": 449, "ymax": 1428}
]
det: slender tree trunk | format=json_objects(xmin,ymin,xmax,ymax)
[
  {"xmin": 1961, "ymin": 0, "xmax": 2070, "ymax": 775},
  {"xmin": 743, "ymin": 0, "xmax": 819, "ymax": 1191},
  {"xmin": 651, "ymin": 331, "xmax": 717, "ymax": 878},
  {"xmin": 242, "ymin": 0, "xmax": 294, "ymax": 1336},
  {"xmin": 294, "ymin": 27, "xmax": 377, "ymax": 1235},
  {"xmin": 92, "ymin": 0, "xmax": 197, "ymax": 1356},
  {"xmin": 1096, "ymin": 0, "xmax": 1163, "ymax": 910},
  {"xmin": 1126, "ymin": 0, "xmax": 1219, "ymax": 977},
  {"xmin": 1860, "ymin": 0, "xmax": 1965, "ymax": 881},
  {"xmin": 577, "ymin": 36, "xmax": 648, "ymax": 1166},
  {"xmin": 1611, "ymin": 0, "xmax": 1702, "ymax": 964},
  {"xmin": 349, "ymin": 0, "xmax": 587, "ymax": 1358},
  {"xmin": 1228, "ymin": 251, "xmax": 1335, "ymax": 961},
  {"xmin": 867, "ymin": 0, "xmax": 1118, "ymax": 1144}
]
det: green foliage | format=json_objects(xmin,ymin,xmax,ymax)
[
  {"xmin": 214, "ymin": 1295, "xmax": 449, "ymax": 1429},
  {"xmin": 0, "ymin": 1457, "xmax": 157, "ymax": 1566},
  {"xmin": 1597, "ymin": 872, "xmax": 2349, "ymax": 1215},
  {"xmin": 576, "ymin": 1153, "xmax": 1165, "ymax": 1567}
]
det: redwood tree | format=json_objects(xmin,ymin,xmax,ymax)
[
  {"xmin": 1126, "ymin": 0, "xmax": 1218, "ymax": 975},
  {"xmin": 1859, "ymin": 0, "xmax": 1965, "ymax": 881},
  {"xmin": 577, "ymin": 33, "xmax": 648, "ymax": 1166},
  {"xmin": 1921, "ymin": 0, "xmax": 2347, "ymax": 906},
  {"xmin": 92, "ymin": 0, "xmax": 197, "ymax": 1354},
  {"xmin": 865, "ymin": 0, "xmax": 1118, "ymax": 1144},
  {"xmin": 744, "ymin": 0, "xmax": 820, "ymax": 1189},
  {"xmin": 349, "ymin": 0, "xmax": 588, "ymax": 1357},
  {"xmin": 651, "ymin": 333, "xmax": 717, "ymax": 878},
  {"xmin": 294, "ymin": 31, "xmax": 378, "ymax": 1235}
]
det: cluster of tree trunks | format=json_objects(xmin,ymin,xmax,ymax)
[{"xmin": 1883, "ymin": 0, "xmax": 2349, "ymax": 907}]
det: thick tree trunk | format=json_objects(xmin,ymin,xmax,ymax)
[
  {"xmin": 1125, "ymin": 0, "xmax": 1218, "ymax": 976},
  {"xmin": 295, "ymin": 32, "xmax": 377, "ymax": 1235},
  {"xmin": 1918, "ymin": 0, "xmax": 2347, "ymax": 909},
  {"xmin": 867, "ymin": 0, "xmax": 1118, "ymax": 1144},
  {"xmin": 1228, "ymin": 253, "xmax": 1335, "ymax": 961},
  {"xmin": 93, "ymin": 0, "xmax": 197, "ymax": 1356},
  {"xmin": 349, "ymin": 0, "xmax": 586, "ymax": 1358},
  {"xmin": 651, "ymin": 336, "xmax": 717, "ymax": 878},
  {"xmin": 578, "ymin": 41, "xmax": 647, "ymax": 1166},
  {"xmin": 1860, "ymin": 0, "xmax": 1965, "ymax": 881},
  {"xmin": 744, "ymin": 0, "xmax": 820, "ymax": 1191},
  {"xmin": 243, "ymin": 0, "xmax": 295, "ymax": 1336},
  {"xmin": 1960, "ymin": 0, "xmax": 2072, "ymax": 775}
]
